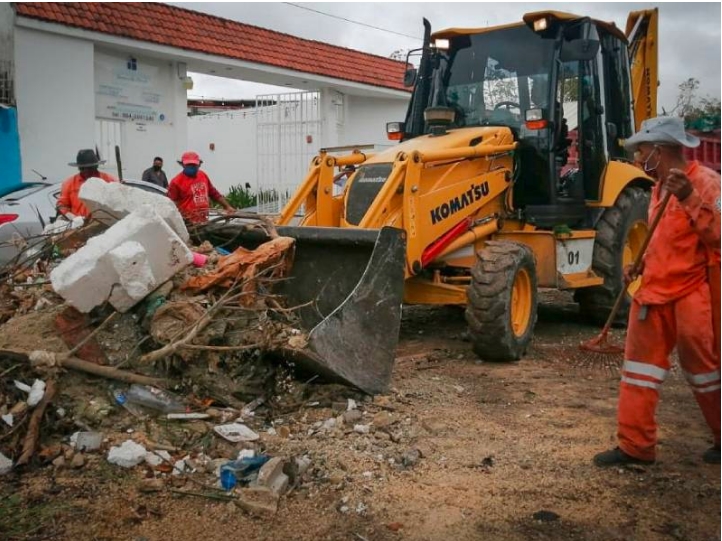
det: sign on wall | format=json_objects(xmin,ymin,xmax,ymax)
[{"xmin": 94, "ymin": 51, "xmax": 173, "ymax": 124}]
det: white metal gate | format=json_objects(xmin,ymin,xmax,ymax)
[
  {"xmin": 255, "ymin": 91, "xmax": 321, "ymax": 214},
  {"xmin": 94, "ymin": 119, "xmax": 124, "ymax": 175}
]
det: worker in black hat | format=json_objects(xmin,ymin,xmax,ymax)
[{"xmin": 57, "ymin": 149, "xmax": 117, "ymax": 219}]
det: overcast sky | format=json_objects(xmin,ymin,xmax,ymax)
[{"xmin": 174, "ymin": 2, "xmax": 721, "ymax": 112}]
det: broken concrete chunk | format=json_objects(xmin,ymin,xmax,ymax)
[
  {"xmin": 256, "ymin": 457, "xmax": 290, "ymax": 497},
  {"xmin": 236, "ymin": 486, "xmax": 279, "ymax": 516},
  {"xmin": 71, "ymin": 431, "xmax": 103, "ymax": 452},
  {"xmin": 50, "ymin": 210, "xmax": 193, "ymax": 313},
  {"xmin": 144, "ymin": 450, "xmax": 172, "ymax": 467},
  {"xmin": 107, "ymin": 440, "xmax": 147, "ymax": 468},
  {"xmin": 79, "ymin": 177, "xmax": 188, "ymax": 241},
  {"xmin": 0, "ymin": 451, "xmax": 12, "ymax": 475}
]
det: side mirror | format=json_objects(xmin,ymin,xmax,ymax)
[
  {"xmin": 560, "ymin": 38, "xmax": 600, "ymax": 62},
  {"xmin": 403, "ymin": 68, "xmax": 418, "ymax": 88}
]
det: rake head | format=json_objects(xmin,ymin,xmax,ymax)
[{"xmin": 567, "ymin": 330, "xmax": 625, "ymax": 375}]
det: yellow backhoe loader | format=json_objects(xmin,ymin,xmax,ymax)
[{"xmin": 210, "ymin": 9, "xmax": 659, "ymax": 394}]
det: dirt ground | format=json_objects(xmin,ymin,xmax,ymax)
[{"xmin": 2, "ymin": 292, "xmax": 720, "ymax": 541}]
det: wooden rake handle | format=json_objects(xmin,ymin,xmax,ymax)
[{"xmin": 599, "ymin": 190, "xmax": 673, "ymax": 335}]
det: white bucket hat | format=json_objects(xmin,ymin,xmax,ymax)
[{"xmin": 624, "ymin": 116, "xmax": 701, "ymax": 151}]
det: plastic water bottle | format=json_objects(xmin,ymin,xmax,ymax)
[
  {"xmin": 110, "ymin": 387, "xmax": 145, "ymax": 417},
  {"xmin": 125, "ymin": 385, "xmax": 185, "ymax": 414}
]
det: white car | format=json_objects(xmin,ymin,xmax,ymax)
[{"xmin": 0, "ymin": 179, "xmax": 167, "ymax": 268}]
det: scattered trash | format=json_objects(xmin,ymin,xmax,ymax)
[
  {"xmin": 1, "ymin": 413, "xmax": 12, "ymax": 427},
  {"xmin": 107, "ymin": 440, "xmax": 147, "ymax": 468},
  {"xmin": 240, "ymin": 397, "xmax": 265, "ymax": 418},
  {"xmin": 213, "ymin": 423, "xmax": 260, "ymax": 443},
  {"xmin": 144, "ymin": 450, "xmax": 172, "ymax": 467},
  {"xmin": 166, "ymin": 412, "xmax": 210, "ymax": 420},
  {"xmin": 14, "ymin": 379, "xmax": 46, "ymax": 407},
  {"xmin": 0, "ymin": 451, "xmax": 12, "ymax": 475},
  {"xmin": 220, "ymin": 454, "xmax": 271, "ymax": 491},
  {"xmin": 191, "ymin": 252, "xmax": 208, "ymax": 267},
  {"xmin": 71, "ymin": 431, "xmax": 103, "ymax": 452},
  {"xmin": 125, "ymin": 384, "xmax": 185, "ymax": 414}
]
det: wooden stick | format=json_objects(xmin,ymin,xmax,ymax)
[
  {"xmin": 60, "ymin": 356, "xmax": 165, "ymax": 387},
  {"xmin": 15, "ymin": 380, "xmax": 57, "ymax": 466},
  {"xmin": 169, "ymin": 489, "xmax": 234, "ymax": 502},
  {"xmin": 18, "ymin": 350, "xmax": 166, "ymax": 387},
  {"xmin": 178, "ymin": 343, "xmax": 261, "ymax": 352}
]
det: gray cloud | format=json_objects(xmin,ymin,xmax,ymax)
[{"xmin": 174, "ymin": 2, "xmax": 720, "ymax": 111}]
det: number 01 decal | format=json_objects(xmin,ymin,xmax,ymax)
[{"xmin": 556, "ymin": 238, "xmax": 594, "ymax": 275}]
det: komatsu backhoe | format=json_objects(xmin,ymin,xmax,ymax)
[{"xmin": 211, "ymin": 9, "xmax": 659, "ymax": 394}]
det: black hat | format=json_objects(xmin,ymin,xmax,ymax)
[{"xmin": 69, "ymin": 149, "xmax": 106, "ymax": 168}]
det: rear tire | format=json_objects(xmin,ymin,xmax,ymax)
[
  {"xmin": 465, "ymin": 241, "xmax": 538, "ymax": 361},
  {"xmin": 575, "ymin": 186, "xmax": 650, "ymax": 326}
]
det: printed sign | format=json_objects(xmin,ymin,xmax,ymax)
[{"xmin": 94, "ymin": 52, "xmax": 172, "ymax": 124}]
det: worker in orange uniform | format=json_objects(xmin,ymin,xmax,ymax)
[
  {"xmin": 57, "ymin": 149, "xmax": 117, "ymax": 219},
  {"xmin": 594, "ymin": 116, "xmax": 721, "ymax": 467},
  {"xmin": 167, "ymin": 151, "xmax": 235, "ymax": 224}
]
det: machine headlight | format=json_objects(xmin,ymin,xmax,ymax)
[{"xmin": 533, "ymin": 18, "xmax": 548, "ymax": 32}]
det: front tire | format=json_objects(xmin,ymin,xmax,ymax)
[
  {"xmin": 575, "ymin": 186, "xmax": 650, "ymax": 325},
  {"xmin": 465, "ymin": 241, "xmax": 538, "ymax": 361}
]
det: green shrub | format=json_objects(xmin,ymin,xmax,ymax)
[{"xmin": 225, "ymin": 184, "xmax": 257, "ymax": 209}]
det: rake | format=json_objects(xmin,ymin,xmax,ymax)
[{"xmin": 575, "ymin": 191, "xmax": 673, "ymax": 369}]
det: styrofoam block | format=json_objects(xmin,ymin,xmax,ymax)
[
  {"xmin": 51, "ymin": 210, "xmax": 193, "ymax": 313},
  {"xmin": 79, "ymin": 177, "xmax": 189, "ymax": 242},
  {"xmin": 107, "ymin": 241, "xmax": 156, "ymax": 312}
]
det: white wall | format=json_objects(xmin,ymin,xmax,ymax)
[
  {"xmin": 343, "ymin": 95, "xmax": 409, "ymax": 150},
  {"xmin": 15, "ymin": 27, "xmax": 95, "ymax": 182},
  {"xmin": 93, "ymin": 49, "xmax": 187, "ymax": 180},
  {"xmin": 187, "ymin": 111, "xmax": 257, "ymax": 194},
  {"xmin": 14, "ymin": 28, "xmax": 187, "ymax": 183}
]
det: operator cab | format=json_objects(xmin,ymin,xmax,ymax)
[{"xmin": 398, "ymin": 12, "xmax": 635, "ymax": 228}]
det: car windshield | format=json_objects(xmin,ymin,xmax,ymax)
[
  {"xmin": 428, "ymin": 25, "xmax": 555, "ymax": 131},
  {"xmin": 0, "ymin": 183, "xmax": 48, "ymax": 201}
]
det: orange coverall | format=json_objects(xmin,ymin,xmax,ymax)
[
  {"xmin": 618, "ymin": 161, "xmax": 721, "ymax": 461},
  {"xmin": 57, "ymin": 172, "xmax": 117, "ymax": 218}
]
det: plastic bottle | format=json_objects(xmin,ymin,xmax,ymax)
[
  {"xmin": 218, "ymin": 455, "xmax": 271, "ymax": 491},
  {"xmin": 110, "ymin": 387, "xmax": 145, "ymax": 417},
  {"xmin": 125, "ymin": 385, "xmax": 185, "ymax": 414}
]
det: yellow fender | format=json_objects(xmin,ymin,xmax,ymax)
[{"xmin": 587, "ymin": 160, "xmax": 654, "ymax": 208}]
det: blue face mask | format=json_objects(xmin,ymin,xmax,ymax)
[{"xmin": 183, "ymin": 165, "xmax": 199, "ymax": 177}]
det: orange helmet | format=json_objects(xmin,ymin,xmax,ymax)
[{"xmin": 180, "ymin": 151, "xmax": 201, "ymax": 165}]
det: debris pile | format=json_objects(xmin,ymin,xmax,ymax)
[{"xmin": 0, "ymin": 181, "xmax": 427, "ymax": 527}]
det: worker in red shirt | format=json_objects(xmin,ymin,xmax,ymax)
[
  {"xmin": 167, "ymin": 151, "xmax": 235, "ymax": 224},
  {"xmin": 594, "ymin": 116, "xmax": 721, "ymax": 467},
  {"xmin": 57, "ymin": 149, "xmax": 117, "ymax": 219}
]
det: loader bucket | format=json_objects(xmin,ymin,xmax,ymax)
[{"xmin": 207, "ymin": 225, "xmax": 406, "ymax": 394}]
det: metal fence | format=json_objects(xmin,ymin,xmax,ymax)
[{"xmin": 255, "ymin": 91, "xmax": 321, "ymax": 214}]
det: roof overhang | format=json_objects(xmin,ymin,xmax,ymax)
[{"xmin": 16, "ymin": 16, "xmax": 411, "ymax": 100}]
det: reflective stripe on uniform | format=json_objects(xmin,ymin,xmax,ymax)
[
  {"xmin": 682, "ymin": 370, "xmax": 721, "ymax": 386},
  {"xmin": 621, "ymin": 375, "xmax": 661, "ymax": 390},
  {"xmin": 623, "ymin": 360, "xmax": 668, "ymax": 382},
  {"xmin": 692, "ymin": 384, "xmax": 721, "ymax": 394}
]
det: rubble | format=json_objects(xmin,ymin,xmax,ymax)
[
  {"xmin": 107, "ymin": 440, "xmax": 147, "ymax": 468},
  {"xmin": 213, "ymin": 423, "xmax": 260, "ymax": 443},
  {"xmin": 0, "ymin": 451, "xmax": 12, "ymax": 474},
  {"xmin": 256, "ymin": 457, "xmax": 289, "ymax": 496},
  {"xmin": 79, "ymin": 177, "xmax": 189, "ymax": 242},
  {"xmin": 71, "ymin": 431, "xmax": 103, "ymax": 452},
  {"xmin": 50, "ymin": 210, "xmax": 193, "ymax": 313}
]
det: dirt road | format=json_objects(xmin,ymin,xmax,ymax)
[{"xmin": 3, "ymin": 294, "xmax": 720, "ymax": 541}]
